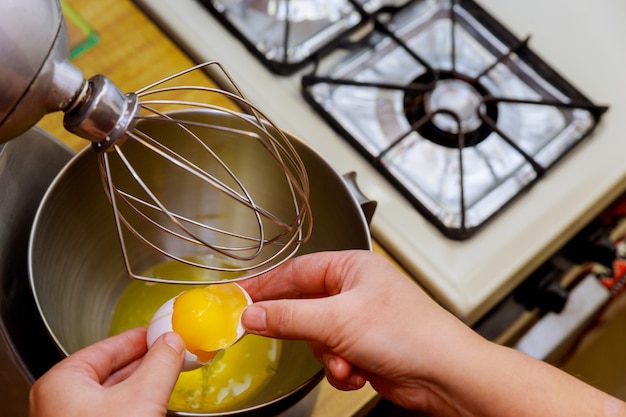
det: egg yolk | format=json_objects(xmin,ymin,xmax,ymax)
[{"xmin": 172, "ymin": 283, "xmax": 249, "ymax": 361}]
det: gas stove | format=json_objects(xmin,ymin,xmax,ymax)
[
  {"xmin": 298, "ymin": 0, "xmax": 607, "ymax": 239},
  {"xmin": 133, "ymin": 0, "xmax": 626, "ymax": 324}
]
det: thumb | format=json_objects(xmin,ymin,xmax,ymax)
[
  {"xmin": 128, "ymin": 332, "xmax": 185, "ymax": 402},
  {"xmin": 242, "ymin": 298, "xmax": 337, "ymax": 342}
]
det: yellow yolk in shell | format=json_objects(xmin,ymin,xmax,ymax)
[{"xmin": 172, "ymin": 283, "xmax": 249, "ymax": 361}]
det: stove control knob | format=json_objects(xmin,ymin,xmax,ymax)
[
  {"xmin": 563, "ymin": 223, "xmax": 616, "ymax": 270},
  {"xmin": 539, "ymin": 281, "xmax": 569, "ymax": 314},
  {"xmin": 514, "ymin": 265, "xmax": 569, "ymax": 314}
]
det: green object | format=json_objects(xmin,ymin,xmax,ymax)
[{"xmin": 60, "ymin": 0, "xmax": 99, "ymax": 59}]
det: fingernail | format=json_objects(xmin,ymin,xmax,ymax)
[
  {"xmin": 327, "ymin": 356, "xmax": 337, "ymax": 371},
  {"xmin": 242, "ymin": 305, "xmax": 267, "ymax": 332},
  {"xmin": 348, "ymin": 373, "xmax": 366, "ymax": 389},
  {"xmin": 162, "ymin": 332, "xmax": 184, "ymax": 354}
]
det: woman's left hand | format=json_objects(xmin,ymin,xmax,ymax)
[{"xmin": 29, "ymin": 327, "xmax": 184, "ymax": 417}]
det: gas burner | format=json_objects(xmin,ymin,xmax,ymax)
[
  {"xmin": 404, "ymin": 71, "xmax": 498, "ymax": 148},
  {"xmin": 197, "ymin": 0, "xmax": 366, "ymax": 74},
  {"xmin": 195, "ymin": 0, "xmax": 416, "ymax": 74},
  {"xmin": 302, "ymin": 0, "xmax": 607, "ymax": 239}
]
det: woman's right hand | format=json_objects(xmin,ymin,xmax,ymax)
[
  {"xmin": 240, "ymin": 250, "xmax": 626, "ymax": 417},
  {"xmin": 239, "ymin": 250, "xmax": 485, "ymax": 413}
]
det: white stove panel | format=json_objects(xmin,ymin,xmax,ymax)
[{"xmin": 133, "ymin": 0, "xmax": 626, "ymax": 323}]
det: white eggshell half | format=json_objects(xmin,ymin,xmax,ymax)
[{"xmin": 235, "ymin": 285, "xmax": 253, "ymax": 337}]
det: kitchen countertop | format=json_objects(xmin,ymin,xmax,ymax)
[{"xmin": 36, "ymin": 0, "xmax": 384, "ymax": 415}]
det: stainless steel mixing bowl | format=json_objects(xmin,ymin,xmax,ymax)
[{"xmin": 28, "ymin": 109, "xmax": 372, "ymax": 416}]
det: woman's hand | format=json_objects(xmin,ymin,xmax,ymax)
[
  {"xmin": 240, "ymin": 250, "xmax": 482, "ymax": 413},
  {"xmin": 29, "ymin": 327, "xmax": 184, "ymax": 417},
  {"xmin": 240, "ymin": 250, "xmax": 626, "ymax": 417}
]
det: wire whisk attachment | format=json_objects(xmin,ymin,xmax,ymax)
[{"xmin": 63, "ymin": 62, "xmax": 312, "ymax": 284}]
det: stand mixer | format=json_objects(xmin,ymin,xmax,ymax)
[
  {"xmin": 1, "ymin": 0, "xmax": 312, "ymax": 284},
  {"xmin": 1, "ymin": 3, "xmax": 378, "ymax": 415}
]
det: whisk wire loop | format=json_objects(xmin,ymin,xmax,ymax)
[{"xmin": 94, "ymin": 61, "xmax": 312, "ymax": 284}]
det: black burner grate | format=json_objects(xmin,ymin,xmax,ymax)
[{"xmin": 301, "ymin": 0, "xmax": 608, "ymax": 239}]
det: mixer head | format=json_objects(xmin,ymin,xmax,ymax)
[{"xmin": 0, "ymin": 0, "xmax": 85, "ymax": 142}]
